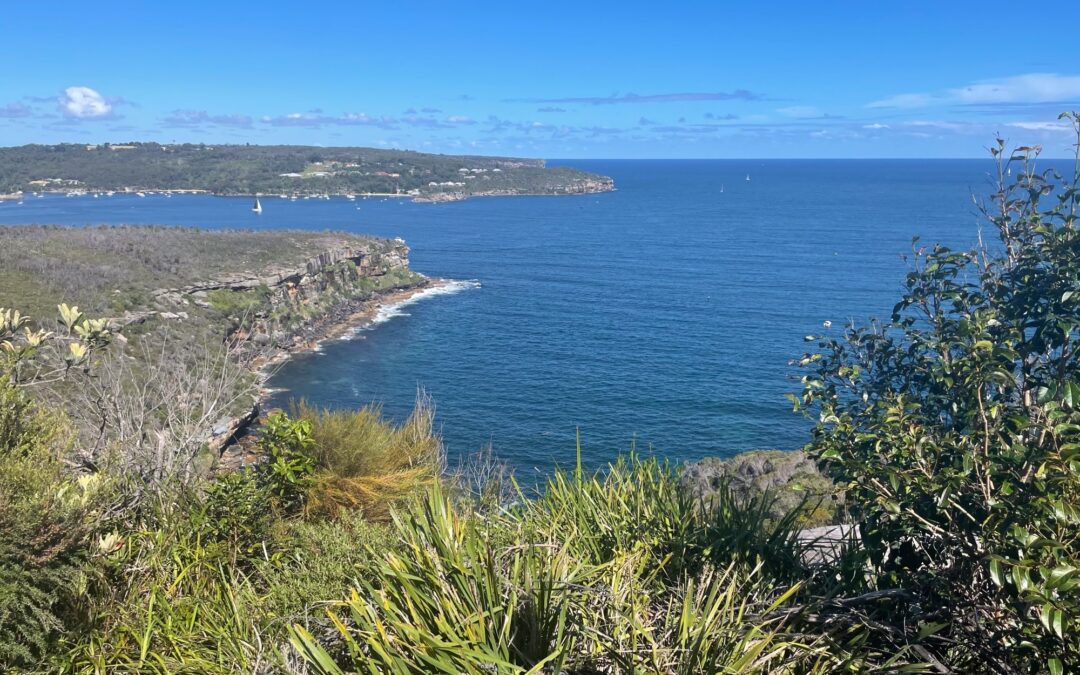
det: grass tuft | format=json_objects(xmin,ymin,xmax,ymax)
[{"xmin": 292, "ymin": 391, "xmax": 443, "ymax": 520}]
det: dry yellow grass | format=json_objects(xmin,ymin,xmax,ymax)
[{"xmin": 291, "ymin": 392, "xmax": 443, "ymax": 520}]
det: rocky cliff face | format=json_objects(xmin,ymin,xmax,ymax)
[
  {"xmin": 104, "ymin": 236, "xmax": 424, "ymax": 370},
  {"xmin": 141, "ymin": 237, "xmax": 426, "ymax": 461},
  {"xmin": 155, "ymin": 238, "xmax": 410, "ymax": 303},
  {"xmin": 132, "ymin": 238, "xmax": 419, "ymax": 346}
]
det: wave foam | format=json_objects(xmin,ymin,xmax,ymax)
[{"xmin": 359, "ymin": 279, "xmax": 480, "ymax": 333}]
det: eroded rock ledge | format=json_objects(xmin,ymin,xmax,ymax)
[{"xmin": 108, "ymin": 237, "xmax": 427, "ymax": 460}]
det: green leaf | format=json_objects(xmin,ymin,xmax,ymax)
[{"xmin": 989, "ymin": 557, "xmax": 1006, "ymax": 587}]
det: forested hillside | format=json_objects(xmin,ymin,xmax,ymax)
[{"xmin": 0, "ymin": 143, "xmax": 614, "ymax": 201}]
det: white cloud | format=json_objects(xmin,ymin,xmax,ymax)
[
  {"xmin": 868, "ymin": 73, "xmax": 1080, "ymax": 109},
  {"xmin": 863, "ymin": 123, "xmax": 890, "ymax": 129},
  {"xmin": 906, "ymin": 120, "xmax": 978, "ymax": 132},
  {"xmin": 1006, "ymin": 121, "xmax": 1073, "ymax": 132},
  {"xmin": 58, "ymin": 86, "xmax": 114, "ymax": 118}
]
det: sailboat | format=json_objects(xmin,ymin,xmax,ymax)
[
  {"xmin": 720, "ymin": 184, "xmax": 725, "ymax": 193},
  {"xmin": 252, "ymin": 197, "xmax": 263, "ymax": 214},
  {"xmin": 745, "ymin": 174, "xmax": 751, "ymax": 182}
]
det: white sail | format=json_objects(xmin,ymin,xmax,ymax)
[{"xmin": 252, "ymin": 197, "xmax": 262, "ymax": 214}]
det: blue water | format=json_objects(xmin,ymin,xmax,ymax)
[{"xmin": 0, "ymin": 160, "xmax": 1023, "ymax": 476}]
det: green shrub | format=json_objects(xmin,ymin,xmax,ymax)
[
  {"xmin": 798, "ymin": 119, "xmax": 1080, "ymax": 670},
  {"xmin": 260, "ymin": 411, "xmax": 316, "ymax": 512},
  {"xmin": 207, "ymin": 286, "xmax": 271, "ymax": 318},
  {"xmin": 523, "ymin": 452, "xmax": 806, "ymax": 583},
  {"xmin": 58, "ymin": 522, "xmax": 276, "ymax": 674},
  {"xmin": 202, "ymin": 469, "xmax": 276, "ymax": 554},
  {"xmin": 0, "ymin": 384, "xmax": 95, "ymax": 670},
  {"xmin": 679, "ymin": 450, "xmax": 841, "ymax": 529},
  {"xmin": 259, "ymin": 512, "xmax": 389, "ymax": 625}
]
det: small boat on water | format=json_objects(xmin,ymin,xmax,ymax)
[
  {"xmin": 745, "ymin": 174, "xmax": 751, "ymax": 182},
  {"xmin": 252, "ymin": 197, "xmax": 263, "ymax": 214}
]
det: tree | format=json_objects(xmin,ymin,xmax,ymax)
[{"xmin": 798, "ymin": 113, "xmax": 1080, "ymax": 672}]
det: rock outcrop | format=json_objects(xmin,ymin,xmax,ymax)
[
  {"xmin": 153, "ymin": 238, "xmax": 410, "ymax": 302},
  {"xmin": 114, "ymin": 237, "xmax": 425, "ymax": 460},
  {"xmin": 679, "ymin": 449, "xmax": 841, "ymax": 528}
]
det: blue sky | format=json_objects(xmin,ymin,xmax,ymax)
[{"xmin": 2, "ymin": 2, "xmax": 1079, "ymax": 158}]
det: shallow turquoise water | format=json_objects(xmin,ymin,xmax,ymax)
[{"xmin": 0, "ymin": 159, "xmax": 1034, "ymax": 476}]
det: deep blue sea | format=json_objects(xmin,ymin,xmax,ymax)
[{"xmin": 0, "ymin": 160, "xmax": 1027, "ymax": 477}]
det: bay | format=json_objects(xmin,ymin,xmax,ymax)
[{"xmin": 0, "ymin": 159, "xmax": 1025, "ymax": 476}]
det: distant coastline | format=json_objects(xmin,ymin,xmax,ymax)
[
  {"xmin": 2, "ymin": 184, "xmax": 615, "ymax": 205},
  {"xmin": 0, "ymin": 142, "xmax": 616, "ymax": 203}
]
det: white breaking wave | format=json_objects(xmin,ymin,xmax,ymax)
[{"xmin": 357, "ymin": 279, "xmax": 481, "ymax": 334}]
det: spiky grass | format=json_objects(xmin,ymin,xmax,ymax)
[{"xmin": 290, "ymin": 456, "xmax": 843, "ymax": 674}]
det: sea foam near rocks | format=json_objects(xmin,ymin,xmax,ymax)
[{"xmin": 357, "ymin": 279, "xmax": 481, "ymax": 334}]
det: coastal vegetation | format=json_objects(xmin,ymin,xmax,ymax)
[
  {"xmin": 0, "ymin": 143, "xmax": 615, "ymax": 202},
  {"xmin": 0, "ymin": 225, "xmax": 428, "ymax": 472},
  {"xmin": 1, "ymin": 121, "xmax": 1080, "ymax": 672}
]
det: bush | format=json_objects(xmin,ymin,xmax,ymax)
[
  {"xmin": 259, "ymin": 512, "xmax": 389, "ymax": 626},
  {"xmin": 260, "ymin": 410, "xmax": 316, "ymax": 513},
  {"xmin": 202, "ymin": 469, "xmax": 276, "ymax": 555},
  {"xmin": 0, "ymin": 384, "xmax": 95, "ymax": 670},
  {"xmin": 798, "ymin": 118, "xmax": 1080, "ymax": 671},
  {"xmin": 207, "ymin": 286, "xmax": 272, "ymax": 323},
  {"xmin": 58, "ymin": 517, "xmax": 277, "ymax": 674},
  {"xmin": 679, "ymin": 450, "xmax": 840, "ymax": 528},
  {"xmin": 291, "ymin": 393, "xmax": 442, "ymax": 520},
  {"xmin": 289, "ymin": 457, "xmax": 849, "ymax": 674}
]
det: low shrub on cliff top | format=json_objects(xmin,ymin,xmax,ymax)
[{"xmin": 291, "ymin": 393, "xmax": 443, "ymax": 520}]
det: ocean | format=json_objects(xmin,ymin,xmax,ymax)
[{"xmin": 0, "ymin": 159, "xmax": 1024, "ymax": 477}]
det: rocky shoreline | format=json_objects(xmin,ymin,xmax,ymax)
[
  {"xmin": 216, "ymin": 276, "xmax": 449, "ymax": 470},
  {"xmin": 252, "ymin": 276, "xmax": 446, "ymax": 386}
]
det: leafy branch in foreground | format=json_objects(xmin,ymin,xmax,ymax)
[
  {"xmin": 1, "ymin": 304, "xmax": 109, "ymax": 387},
  {"xmin": 797, "ymin": 112, "xmax": 1080, "ymax": 671}
]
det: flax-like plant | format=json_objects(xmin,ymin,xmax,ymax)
[
  {"xmin": 290, "ymin": 457, "xmax": 844, "ymax": 674},
  {"xmin": 57, "ymin": 528, "xmax": 277, "ymax": 674}
]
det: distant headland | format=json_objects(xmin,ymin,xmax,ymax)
[{"xmin": 0, "ymin": 142, "xmax": 614, "ymax": 203}]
